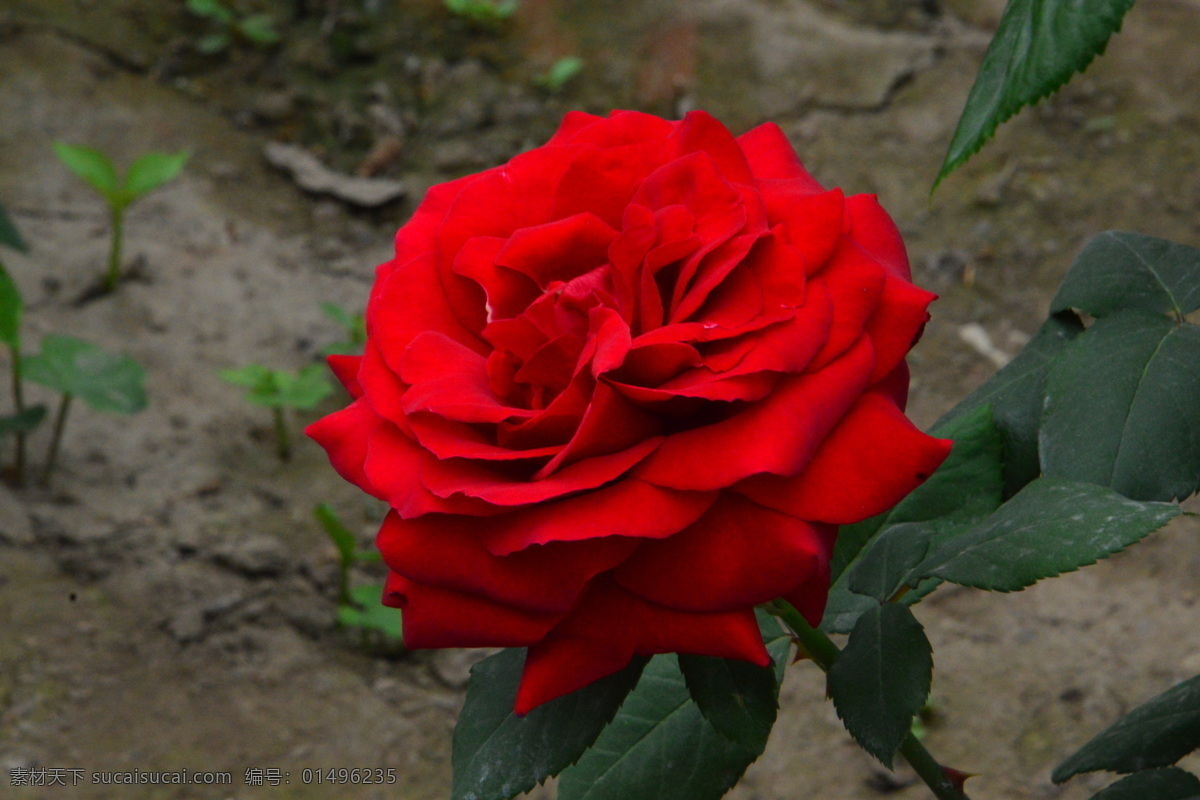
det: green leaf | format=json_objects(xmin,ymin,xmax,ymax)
[
  {"xmin": 237, "ymin": 14, "xmax": 281, "ymax": 46},
  {"xmin": 827, "ymin": 603, "xmax": 932, "ymax": 768},
  {"xmin": 557, "ymin": 654, "xmax": 766, "ymax": 800},
  {"xmin": 0, "ymin": 201, "xmax": 27, "ymax": 253},
  {"xmin": 53, "ymin": 142, "xmax": 120, "ymax": 199},
  {"xmin": 823, "ymin": 404, "xmax": 1005, "ymax": 632},
  {"xmin": 1052, "ymin": 232, "xmax": 1200, "ymax": 319},
  {"xmin": 123, "ymin": 151, "xmax": 189, "ymax": 200},
  {"xmin": 187, "ymin": 0, "xmax": 235, "ymax": 23},
  {"xmin": 846, "ymin": 522, "xmax": 935, "ymax": 601},
  {"xmin": 1040, "ymin": 312, "xmax": 1200, "ymax": 502},
  {"xmin": 678, "ymin": 653, "xmax": 779, "ymax": 751},
  {"xmin": 24, "ymin": 335, "xmax": 147, "ymax": 414},
  {"xmin": 1054, "ymin": 675, "xmax": 1200, "ymax": 782},
  {"xmin": 0, "ymin": 405, "xmax": 47, "ymax": 439},
  {"xmin": 337, "ymin": 583, "xmax": 401, "ymax": 638},
  {"xmin": 916, "ymin": 477, "xmax": 1180, "ymax": 593},
  {"xmin": 1084, "ymin": 768, "xmax": 1200, "ymax": 800},
  {"xmin": 314, "ymin": 503, "xmax": 356, "ymax": 565},
  {"xmin": 0, "ymin": 260, "xmax": 21, "ymax": 348},
  {"xmin": 219, "ymin": 364, "xmax": 275, "ymax": 392},
  {"xmin": 275, "ymin": 364, "xmax": 334, "ymax": 410},
  {"xmin": 936, "ymin": 312, "xmax": 1084, "ymax": 496},
  {"xmin": 197, "ymin": 32, "xmax": 232, "ymax": 54},
  {"xmin": 452, "ymin": 649, "xmax": 646, "ymax": 800},
  {"xmin": 536, "ymin": 57, "xmax": 585, "ymax": 92},
  {"xmin": 935, "ymin": 0, "xmax": 1136, "ymax": 186}
]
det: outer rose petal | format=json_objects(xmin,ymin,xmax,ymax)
[
  {"xmin": 635, "ymin": 336, "xmax": 875, "ymax": 490},
  {"xmin": 386, "ymin": 573, "xmax": 561, "ymax": 649},
  {"xmin": 736, "ymin": 122, "xmax": 824, "ymax": 189},
  {"xmin": 377, "ymin": 512, "xmax": 638, "ymax": 614},
  {"xmin": 613, "ymin": 493, "xmax": 829, "ymax": 613},
  {"xmin": 864, "ymin": 274, "xmax": 936, "ymax": 383},
  {"xmin": 326, "ymin": 354, "xmax": 363, "ymax": 398},
  {"xmin": 845, "ymin": 193, "xmax": 912, "ymax": 280},
  {"xmin": 305, "ymin": 397, "xmax": 384, "ymax": 500},
  {"xmin": 514, "ymin": 580, "xmax": 769, "ymax": 713},
  {"xmin": 736, "ymin": 391, "xmax": 953, "ymax": 524}
]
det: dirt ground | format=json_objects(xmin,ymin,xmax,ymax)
[{"xmin": 2, "ymin": 1, "xmax": 1200, "ymax": 798}]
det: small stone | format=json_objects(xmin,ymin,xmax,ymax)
[{"xmin": 212, "ymin": 535, "xmax": 288, "ymax": 578}]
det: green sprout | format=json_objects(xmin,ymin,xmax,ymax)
[
  {"xmin": 0, "ymin": 204, "xmax": 45, "ymax": 487},
  {"xmin": 314, "ymin": 503, "xmax": 401, "ymax": 643},
  {"xmin": 444, "ymin": 0, "xmax": 518, "ymax": 27},
  {"xmin": 534, "ymin": 57, "xmax": 584, "ymax": 93},
  {"xmin": 319, "ymin": 302, "xmax": 366, "ymax": 356},
  {"xmin": 187, "ymin": 0, "xmax": 281, "ymax": 53},
  {"xmin": 53, "ymin": 143, "xmax": 189, "ymax": 293},
  {"xmin": 23, "ymin": 335, "xmax": 148, "ymax": 486},
  {"xmin": 220, "ymin": 363, "xmax": 333, "ymax": 460}
]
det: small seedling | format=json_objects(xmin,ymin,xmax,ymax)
[
  {"xmin": 187, "ymin": 0, "xmax": 281, "ymax": 53},
  {"xmin": 319, "ymin": 302, "xmax": 366, "ymax": 356},
  {"xmin": 220, "ymin": 363, "xmax": 333, "ymax": 460},
  {"xmin": 23, "ymin": 334, "xmax": 148, "ymax": 486},
  {"xmin": 314, "ymin": 503, "xmax": 400, "ymax": 643},
  {"xmin": 0, "ymin": 206, "xmax": 45, "ymax": 486},
  {"xmin": 53, "ymin": 143, "xmax": 189, "ymax": 293},
  {"xmin": 444, "ymin": 0, "xmax": 518, "ymax": 27},
  {"xmin": 534, "ymin": 57, "xmax": 584, "ymax": 93}
]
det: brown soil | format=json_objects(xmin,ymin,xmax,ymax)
[{"xmin": 2, "ymin": 1, "xmax": 1200, "ymax": 798}]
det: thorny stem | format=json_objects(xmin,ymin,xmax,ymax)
[
  {"xmin": 273, "ymin": 406, "xmax": 291, "ymax": 461},
  {"xmin": 40, "ymin": 393, "xmax": 72, "ymax": 487},
  {"xmin": 8, "ymin": 344, "xmax": 26, "ymax": 485},
  {"xmin": 765, "ymin": 600, "xmax": 971, "ymax": 800},
  {"xmin": 105, "ymin": 204, "xmax": 125, "ymax": 293}
]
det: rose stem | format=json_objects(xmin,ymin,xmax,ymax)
[
  {"xmin": 40, "ymin": 393, "xmax": 72, "ymax": 487},
  {"xmin": 105, "ymin": 204, "xmax": 125, "ymax": 293},
  {"xmin": 767, "ymin": 600, "xmax": 971, "ymax": 800},
  {"xmin": 274, "ymin": 406, "xmax": 291, "ymax": 461},
  {"xmin": 8, "ymin": 344, "xmax": 26, "ymax": 486}
]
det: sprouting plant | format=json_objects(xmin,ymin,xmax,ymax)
[
  {"xmin": 23, "ymin": 335, "xmax": 148, "ymax": 486},
  {"xmin": 0, "ymin": 205, "xmax": 46, "ymax": 487},
  {"xmin": 187, "ymin": 0, "xmax": 281, "ymax": 54},
  {"xmin": 53, "ymin": 143, "xmax": 189, "ymax": 293},
  {"xmin": 319, "ymin": 302, "xmax": 366, "ymax": 356},
  {"xmin": 534, "ymin": 57, "xmax": 584, "ymax": 93},
  {"xmin": 220, "ymin": 363, "xmax": 333, "ymax": 461},
  {"xmin": 444, "ymin": 0, "xmax": 518, "ymax": 27},
  {"xmin": 314, "ymin": 503, "xmax": 401, "ymax": 642}
]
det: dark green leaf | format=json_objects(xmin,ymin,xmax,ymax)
[
  {"xmin": 123, "ymin": 151, "xmax": 189, "ymax": 200},
  {"xmin": 557, "ymin": 655, "xmax": 764, "ymax": 800},
  {"xmin": 1052, "ymin": 232, "xmax": 1200, "ymax": 319},
  {"xmin": 846, "ymin": 522, "xmax": 934, "ymax": 601},
  {"xmin": 314, "ymin": 503, "xmax": 356, "ymax": 565},
  {"xmin": 337, "ymin": 583, "xmax": 401, "ymax": 638},
  {"xmin": 53, "ymin": 142, "xmax": 120, "ymax": 199},
  {"xmin": 678, "ymin": 654, "xmax": 779, "ymax": 750},
  {"xmin": 452, "ymin": 650, "xmax": 646, "ymax": 800},
  {"xmin": 1054, "ymin": 675, "xmax": 1200, "ymax": 781},
  {"xmin": 1084, "ymin": 768, "xmax": 1200, "ymax": 800},
  {"xmin": 937, "ymin": 312, "xmax": 1084, "ymax": 496},
  {"xmin": 936, "ymin": 0, "xmax": 1136, "ymax": 186},
  {"xmin": 917, "ymin": 477, "xmax": 1180, "ymax": 592},
  {"xmin": 823, "ymin": 404, "xmax": 1004, "ymax": 632},
  {"xmin": 828, "ymin": 603, "xmax": 932, "ymax": 768},
  {"xmin": 0, "ymin": 201, "xmax": 27, "ymax": 253},
  {"xmin": 24, "ymin": 335, "xmax": 147, "ymax": 414},
  {"xmin": 0, "ymin": 405, "xmax": 47, "ymax": 438},
  {"xmin": 0, "ymin": 260, "xmax": 21, "ymax": 348},
  {"xmin": 187, "ymin": 0, "xmax": 235, "ymax": 23},
  {"xmin": 1041, "ymin": 313, "xmax": 1200, "ymax": 502}
]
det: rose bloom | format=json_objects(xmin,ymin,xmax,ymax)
[{"xmin": 309, "ymin": 110, "xmax": 951, "ymax": 713}]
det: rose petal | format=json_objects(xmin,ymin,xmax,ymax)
[
  {"xmin": 407, "ymin": 412, "xmax": 562, "ymax": 462},
  {"xmin": 534, "ymin": 381, "xmax": 660, "ymax": 477},
  {"xmin": 326, "ymin": 354, "xmax": 363, "ymax": 399},
  {"xmin": 735, "ymin": 391, "xmax": 953, "ymax": 524},
  {"xmin": 806, "ymin": 242, "xmax": 887, "ymax": 370},
  {"xmin": 614, "ymin": 493, "xmax": 829, "ymax": 612},
  {"xmin": 514, "ymin": 580, "xmax": 768, "ymax": 713},
  {"xmin": 674, "ymin": 110, "xmax": 755, "ymax": 185},
  {"xmin": 736, "ymin": 122, "xmax": 824, "ymax": 189},
  {"xmin": 386, "ymin": 572, "xmax": 561, "ymax": 649},
  {"xmin": 400, "ymin": 331, "xmax": 535, "ymax": 423},
  {"xmin": 845, "ymin": 193, "xmax": 911, "ymax": 280},
  {"xmin": 864, "ymin": 274, "xmax": 936, "ymax": 383},
  {"xmin": 495, "ymin": 212, "xmax": 618, "ymax": 288},
  {"xmin": 305, "ymin": 397, "xmax": 385, "ymax": 500},
  {"xmin": 378, "ymin": 511, "xmax": 638, "ymax": 613},
  {"xmin": 635, "ymin": 336, "xmax": 875, "ymax": 489},
  {"xmin": 452, "ymin": 236, "xmax": 539, "ymax": 321},
  {"xmin": 357, "ymin": 341, "xmax": 410, "ymax": 428}
]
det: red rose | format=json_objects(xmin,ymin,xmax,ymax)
[{"xmin": 308, "ymin": 110, "xmax": 951, "ymax": 713}]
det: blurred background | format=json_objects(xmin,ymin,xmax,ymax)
[{"xmin": 1, "ymin": 0, "xmax": 1200, "ymax": 797}]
